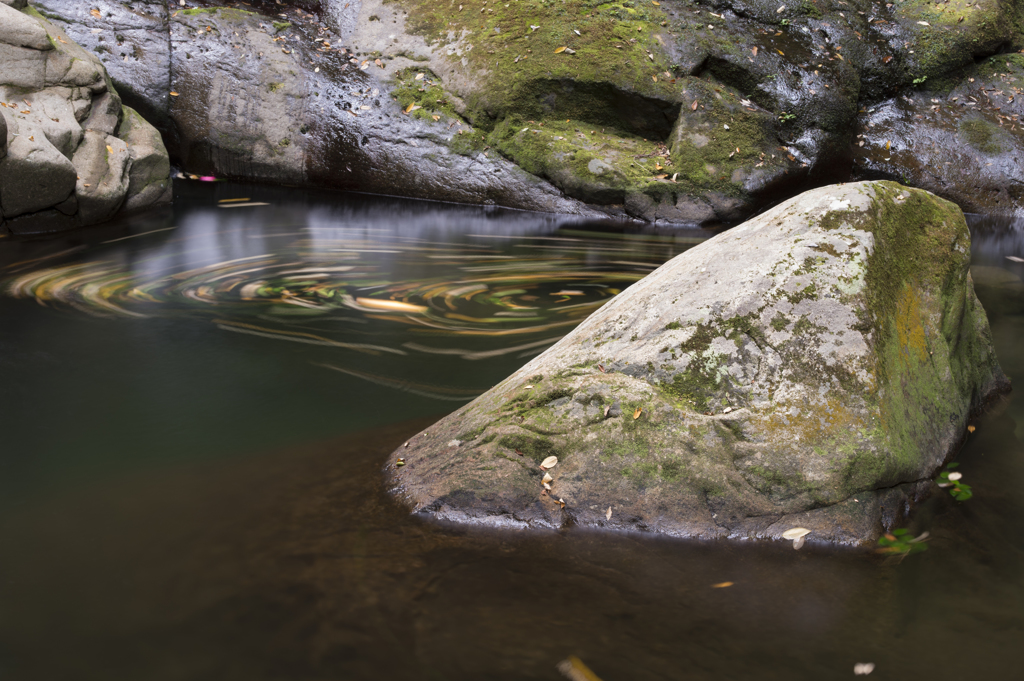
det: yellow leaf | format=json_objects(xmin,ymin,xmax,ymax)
[
  {"xmin": 90, "ymin": 8, "xmax": 101, "ymax": 18},
  {"xmin": 354, "ymin": 298, "xmax": 427, "ymax": 313},
  {"xmin": 652, "ymin": 74, "xmax": 657, "ymax": 82},
  {"xmin": 404, "ymin": 102, "xmax": 422, "ymax": 113},
  {"xmin": 633, "ymin": 406, "xmax": 643, "ymax": 420},
  {"xmin": 712, "ymin": 582, "xmax": 734, "ymax": 588},
  {"xmin": 968, "ymin": 425, "xmax": 976, "ymax": 433},
  {"xmin": 885, "ymin": 140, "xmax": 891, "ymax": 151},
  {"xmin": 777, "ymin": 49, "xmax": 785, "ymax": 56},
  {"xmin": 554, "ymin": 46, "xmax": 567, "ymax": 53},
  {"xmin": 169, "ymin": 91, "xmax": 180, "ymax": 96},
  {"xmin": 106, "ymin": 144, "xmax": 113, "ymax": 154},
  {"xmin": 655, "ymin": 163, "xmax": 663, "ymax": 171},
  {"xmin": 432, "ymin": 115, "xmax": 440, "ymax": 121}
]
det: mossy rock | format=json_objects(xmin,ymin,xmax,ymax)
[{"xmin": 388, "ymin": 181, "xmax": 1008, "ymax": 546}]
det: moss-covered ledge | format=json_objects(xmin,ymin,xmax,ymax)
[{"xmin": 386, "ymin": 181, "xmax": 1009, "ymax": 547}]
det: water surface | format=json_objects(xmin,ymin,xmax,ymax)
[{"xmin": 0, "ymin": 186, "xmax": 1021, "ymax": 680}]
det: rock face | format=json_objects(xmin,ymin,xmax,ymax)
[
  {"xmin": 388, "ymin": 181, "xmax": 1009, "ymax": 546},
  {"xmin": 0, "ymin": 2, "xmax": 171, "ymax": 235},
  {"xmin": 30, "ymin": 0, "xmax": 1024, "ymax": 222}
]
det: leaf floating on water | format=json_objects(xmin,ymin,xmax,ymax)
[
  {"xmin": 633, "ymin": 406, "xmax": 643, "ymax": 420},
  {"xmin": 353, "ymin": 297, "xmax": 427, "ymax": 313},
  {"xmin": 540, "ymin": 456, "xmax": 558, "ymax": 470},
  {"xmin": 554, "ymin": 46, "xmax": 568, "ymax": 54},
  {"xmin": 967, "ymin": 425, "xmax": 976, "ymax": 433},
  {"xmin": 712, "ymin": 582, "xmax": 733, "ymax": 588},
  {"xmin": 556, "ymin": 655, "xmax": 604, "ymax": 681},
  {"xmin": 782, "ymin": 527, "xmax": 811, "ymax": 540},
  {"xmin": 606, "ymin": 507, "xmax": 612, "ymax": 520}
]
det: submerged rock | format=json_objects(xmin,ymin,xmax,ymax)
[
  {"xmin": 388, "ymin": 181, "xmax": 1008, "ymax": 546},
  {"xmin": 0, "ymin": 1, "xmax": 171, "ymax": 235}
]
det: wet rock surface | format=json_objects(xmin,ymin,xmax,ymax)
[
  {"xmin": 28, "ymin": 0, "xmax": 1024, "ymax": 222},
  {"xmin": 387, "ymin": 181, "xmax": 1009, "ymax": 546},
  {"xmin": 0, "ymin": 2, "xmax": 171, "ymax": 235}
]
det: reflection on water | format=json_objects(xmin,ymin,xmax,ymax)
[
  {"xmin": 0, "ymin": 191, "xmax": 1022, "ymax": 680},
  {"xmin": 3, "ymin": 184, "xmax": 704, "ymax": 401}
]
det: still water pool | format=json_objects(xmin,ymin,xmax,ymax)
[{"xmin": 0, "ymin": 183, "xmax": 1021, "ymax": 680}]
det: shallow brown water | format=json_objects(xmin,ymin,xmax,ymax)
[{"xmin": 0, "ymin": 187, "xmax": 1022, "ymax": 680}]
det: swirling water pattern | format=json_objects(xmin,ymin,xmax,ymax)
[{"xmin": 2, "ymin": 186, "xmax": 709, "ymax": 401}]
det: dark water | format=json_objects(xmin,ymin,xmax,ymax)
[{"xmin": 0, "ymin": 186, "xmax": 1022, "ymax": 680}]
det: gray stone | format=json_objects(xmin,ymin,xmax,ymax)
[
  {"xmin": 0, "ymin": 3, "xmax": 51, "ymax": 50},
  {"xmin": 387, "ymin": 182, "xmax": 1009, "ymax": 546},
  {"xmin": 33, "ymin": 1, "xmax": 171, "ymax": 131},
  {"xmin": 72, "ymin": 129, "xmax": 130, "ymax": 225},
  {"xmin": 0, "ymin": 43, "xmax": 46, "ymax": 89},
  {"xmin": 117, "ymin": 105, "xmax": 171, "ymax": 212},
  {"xmin": 0, "ymin": 1, "xmax": 29, "ymax": 9},
  {"xmin": 0, "ymin": 130, "xmax": 76, "ymax": 217},
  {"xmin": 5, "ymin": 207, "xmax": 77, "ymax": 234},
  {"xmin": 82, "ymin": 90, "xmax": 121, "ymax": 135}
]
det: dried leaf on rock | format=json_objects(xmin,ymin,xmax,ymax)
[
  {"xmin": 712, "ymin": 582, "xmax": 733, "ymax": 588},
  {"xmin": 633, "ymin": 406, "xmax": 643, "ymax": 420},
  {"xmin": 540, "ymin": 456, "xmax": 558, "ymax": 470}
]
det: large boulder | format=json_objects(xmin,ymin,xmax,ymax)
[
  {"xmin": 387, "ymin": 181, "xmax": 1008, "ymax": 546},
  {"xmin": 0, "ymin": 2, "xmax": 171, "ymax": 235}
]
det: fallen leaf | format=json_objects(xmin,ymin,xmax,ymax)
[
  {"xmin": 782, "ymin": 527, "xmax": 811, "ymax": 540},
  {"xmin": 375, "ymin": 58, "xmax": 383, "ymax": 68},
  {"xmin": 415, "ymin": 72, "xmax": 424, "ymax": 80},
  {"xmin": 691, "ymin": 100, "xmax": 699, "ymax": 110},
  {"xmin": 883, "ymin": 55, "xmax": 893, "ymax": 64},
  {"xmin": 633, "ymin": 406, "xmax": 643, "ymax": 420},
  {"xmin": 540, "ymin": 455, "xmax": 559, "ymax": 470},
  {"xmin": 598, "ymin": 364, "xmax": 606, "ymax": 373},
  {"xmin": 603, "ymin": 405, "xmax": 611, "ymax": 417},
  {"xmin": 169, "ymin": 91, "xmax": 180, "ymax": 96},
  {"xmin": 404, "ymin": 102, "xmax": 420, "ymax": 113},
  {"xmin": 712, "ymin": 582, "xmax": 734, "ymax": 588},
  {"xmin": 542, "ymin": 472, "xmax": 553, "ymax": 484},
  {"xmin": 777, "ymin": 49, "xmax": 785, "ymax": 56},
  {"xmin": 432, "ymin": 114, "xmax": 440, "ymax": 121},
  {"xmin": 91, "ymin": 8, "xmax": 101, "ymax": 18},
  {"xmin": 752, "ymin": 47, "xmax": 758, "ymax": 57},
  {"xmin": 396, "ymin": 458, "xmax": 406, "ymax": 467},
  {"xmin": 723, "ymin": 124, "xmax": 730, "ymax": 130},
  {"xmin": 885, "ymin": 140, "xmax": 891, "ymax": 151},
  {"xmin": 967, "ymin": 425, "xmax": 976, "ymax": 433},
  {"xmin": 853, "ymin": 662, "xmax": 875, "ymax": 676},
  {"xmin": 558, "ymin": 498, "xmax": 566, "ymax": 509},
  {"xmin": 917, "ymin": 21, "xmax": 930, "ymax": 26},
  {"xmin": 655, "ymin": 162, "xmax": 664, "ymax": 170},
  {"xmin": 574, "ymin": 29, "xmax": 581, "ymax": 35},
  {"xmin": 106, "ymin": 144, "xmax": 113, "ymax": 154},
  {"xmin": 777, "ymin": 5, "xmax": 786, "ymax": 13},
  {"xmin": 554, "ymin": 46, "xmax": 568, "ymax": 54},
  {"xmin": 652, "ymin": 74, "xmax": 658, "ymax": 82}
]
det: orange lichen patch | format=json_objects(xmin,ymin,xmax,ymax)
[
  {"xmin": 894, "ymin": 285, "xmax": 929, "ymax": 366},
  {"xmin": 756, "ymin": 395, "xmax": 873, "ymax": 450}
]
